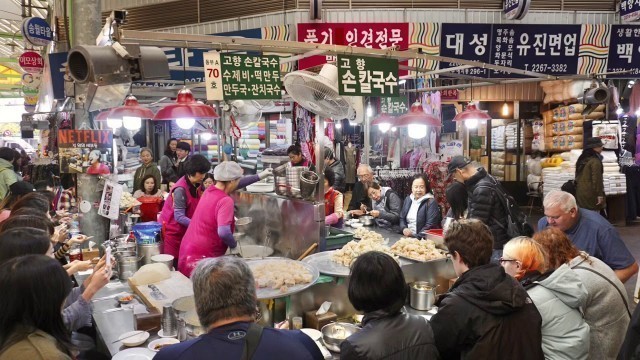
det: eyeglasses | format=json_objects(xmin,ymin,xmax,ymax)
[{"xmin": 499, "ymin": 257, "xmax": 518, "ymax": 264}]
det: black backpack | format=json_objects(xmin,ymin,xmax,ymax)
[
  {"xmin": 478, "ymin": 182, "xmax": 534, "ymax": 238},
  {"xmin": 561, "ymin": 180, "xmax": 577, "ymax": 196}
]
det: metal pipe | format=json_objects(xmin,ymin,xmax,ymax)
[{"xmin": 280, "ymin": 49, "xmax": 327, "ymax": 64}]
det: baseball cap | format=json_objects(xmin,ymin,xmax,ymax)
[
  {"xmin": 447, "ymin": 156, "xmax": 473, "ymax": 175},
  {"xmin": 213, "ymin": 161, "xmax": 243, "ymax": 182}
]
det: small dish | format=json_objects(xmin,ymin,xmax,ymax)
[
  {"xmin": 117, "ymin": 294, "xmax": 135, "ymax": 304},
  {"xmin": 118, "ymin": 330, "xmax": 150, "ymax": 347},
  {"xmin": 300, "ymin": 328, "xmax": 322, "ymax": 341},
  {"xmin": 351, "ymin": 222, "xmax": 364, "ymax": 229},
  {"xmin": 148, "ymin": 338, "xmax": 180, "ymax": 352},
  {"xmin": 157, "ymin": 329, "xmax": 177, "ymax": 338},
  {"xmin": 112, "ymin": 348, "xmax": 155, "ymax": 360}
]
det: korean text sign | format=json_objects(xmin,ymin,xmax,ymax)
[
  {"xmin": 607, "ymin": 25, "xmax": 640, "ymax": 76},
  {"xmin": 22, "ymin": 17, "xmax": 53, "ymax": 46},
  {"xmin": 380, "ymin": 96, "xmax": 409, "ymax": 115},
  {"xmin": 337, "ymin": 55, "xmax": 399, "ymax": 97},
  {"xmin": 621, "ymin": 0, "xmax": 640, "ymax": 23},
  {"xmin": 298, "ymin": 23, "xmax": 409, "ymax": 72},
  {"xmin": 218, "ymin": 54, "xmax": 282, "ymax": 100},
  {"xmin": 58, "ymin": 130, "xmax": 114, "ymax": 175}
]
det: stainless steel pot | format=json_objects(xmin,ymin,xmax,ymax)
[
  {"xmin": 151, "ymin": 254, "xmax": 174, "ymax": 270},
  {"xmin": 117, "ymin": 256, "xmax": 139, "ymax": 281},
  {"xmin": 359, "ymin": 215, "xmax": 375, "ymax": 226},
  {"xmin": 137, "ymin": 242, "xmax": 161, "ymax": 267},
  {"xmin": 409, "ymin": 281, "xmax": 437, "ymax": 311}
]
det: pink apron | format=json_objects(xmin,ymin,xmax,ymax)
[
  {"xmin": 178, "ymin": 187, "xmax": 235, "ymax": 277},
  {"xmin": 160, "ymin": 176, "xmax": 200, "ymax": 260}
]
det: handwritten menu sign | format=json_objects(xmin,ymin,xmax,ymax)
[
  {"xmin": 298, "ymin": 23, "xmax": 409, "ymax": 74},
  {"xmin": 337, "ymin": 55, "xmax": 399, "ymax": 97},
  {"xmin": 380, "ymin": 96, "xmax": 409, "ymax": 115},
  {"xmin": 607, "ymin": 25, "xmax": 640, "ymax": 77}
]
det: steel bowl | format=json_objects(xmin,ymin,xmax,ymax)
[
  {"xmin": 321, "ymin": 322, "xmax": 360, "ymax": 349},
  {"xmin": 359, "ymin": 215, "xmax": 375, "ymax": 226}
]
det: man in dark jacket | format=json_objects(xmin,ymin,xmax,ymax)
[
  {"xmin": 430, "ymin": 219, "xmax": 544, "ymax": 360},
  {"xmin": 175, "ymin": 141, "xmax": 192, "ymax": 180},
  {"xmin": 448, "ymin": 156, "xmax": 509, "ymax": 261},
  {"xmin": 324, "ymin": 147, "xmax": 346, "ymax": 193},
  {"xmin": 348, "ymin": 164, "xmax": 373, "ymax": 217}
]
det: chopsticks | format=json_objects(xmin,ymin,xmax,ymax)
[{"xmin": 111, "ymin": 326, "xmax": 159, "ymax": 344}]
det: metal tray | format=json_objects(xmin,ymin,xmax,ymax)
[
  {"xmin": 302, "ymin": 250, "xmax": 351, "ymax": 277},
  {"xmin": 246, "ymin": 257, "xmax": 320, "ymax": 299},
  {"xmin": 396, "ymin": 253, "xmax": 448, "ymax": 264}
]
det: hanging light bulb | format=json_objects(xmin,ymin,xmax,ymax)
[
  {"xmin": 349, "ymin": 121, "xmax": 357, "ymax": 127},
  {"xmin": 123, "ymin": 116, "xmax": 142, "ymax": 130},
  {"xmin": 201, "ymin": 131, "xmax": 213, "ymax": 141},
  {"xmin": 176, "ymin": 118, "xmax": 195, "ymax": 129},
  {"xmin": 335, "ymin": 122, "xmax": 342, "ymax": 129},
  {"xmin": 378, "ymin": 123, "xmax": 391, "ymax": 133},
  {"xmin": 407, "ymin": 124, "xmax": 427, "ymax": 139},
  {"xmin": 465, "ymin": 119, "xmax": 479, "ymax": 129},
  {"xmin": 106, "ymin": 118, "xmax": 122, "ymax": 129},
  {"xmin": 616, "ymin": 106, "xmax": 624, "ymax": 115},
  {"xmin": 391, "ymin": 126, "xmax": 397, "ymax": 132},
  {"xmin": 501, "ymin": 102, "xmax": 509, "ymax": 117}
]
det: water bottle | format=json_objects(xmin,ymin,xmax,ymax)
[{"xmin": 68, "ymin": 220, "xmax": 80, "ymax": 240}]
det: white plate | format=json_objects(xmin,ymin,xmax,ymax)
[
  {"xmin": 118, "ymin": 331, "xmax": 149, "ymax": 347},
  {"xmin": 148, "ymin": 338, "xmax": 180, "ymax": 352},
  {"xmin": 157, "ymin": 329, "xmax": 177, "ymax": 338},
  {"xmin": 300, "ymin": 328, "xmax": 322, "ymax": 341},
  {"xmin": 112, "ymin": 347, "xmax": 156, "ymax": 360}
]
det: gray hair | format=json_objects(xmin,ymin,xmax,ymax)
[
  {"xmin": 543, "ymin": 190, "xmax": 577, "ymax": 213},
  {"xmin": 192, "ymin": 257, "xmax": 256, "ymax": 328},
  {"xmin": 357, "ymin": 164, "xmax": 373, "ymax": 174},
  {"xmin": 140, "ymin": 147, "xmax": 153, "ymax": 158}
]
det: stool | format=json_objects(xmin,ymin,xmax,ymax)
[{"xmin": 526, "ymin": 181, "xmax": 543, "ymax": 217}]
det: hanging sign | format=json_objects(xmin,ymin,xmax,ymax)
[
  {"xmin": 621, "ymin": 0, "xmax": 640, "ymax": 23},
  {"xmin": 504, "ymin": 0, "xmax": 531, "ymax": 20},
  {"xmin": 22, "ymin": 17, "xmax": 53, "ymax": 46},
  {"xmin": 380, "ymin": 96, "xmax": 408, "ymax": 115},
  {"xmin": 98, "ymin": 180, "xmax": 123, "ymax": 220},
  {"xmin": 21, "ymin": 73, "xmax": 42, "ymax": 95},
  {"xmin": 48, "ymin": 52, "xmax": 68, "ymax": 100},
  {"xmin": 298, "ymin": 23, "xmax": 409, "ymax": 73},
  {"xmin": 337, "ymin": 55, "xmax": 399, "ymax": 97},
  {"xmin": 58, "ymin": 130, "xmax": 114, "ymax": 175},
  {"xmin": 19, "ymin": 51, "xmax": 44, "ymax": 74},
  {"xmin": 607, "ymin": 25, "xmax": 640, "ymax": 77},
  {"xmin": 219, "ymin": 54, "xmax": 281, "ymax": 100},
  {"xmin": 203, "ymin": 51, "xmax": 224, "ymax": 101},
  {"xmin": 440, "ymin": 89, "xmax": 459, "ymax": 100},
  {"xmin": 439, "ymin": 24, "xmax": 493, "ymax": 78}
]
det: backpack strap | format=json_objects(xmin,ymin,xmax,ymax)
[
  {"xmin": 241, "ymin": 323, "xmax": 264, "ymax": 360},
  {"xmin": 573, "ymin": 265, "xmax": 632, "ymax": 318}
]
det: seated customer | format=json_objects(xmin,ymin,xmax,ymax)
[
  {"xmin": 534, "ymin": 228, "xmax": 630, "ymax": 360},
  {"xmin": 538, "ymin": 190, "xmax": 638, "ymax": 283},
  {"xmin": 341, "ymin": 251, "xmax": 439, "ymax": 359},
  {"xmin": 324, "ymin": 168, "xmax": 344, "ymax": 228},
  {"xmin": 399, "ymin": 174, "xmax": 441, "ymax": 238},
  {"xmin": 366, "ymin": 182, "xmax": 402, "ymax": 231},
  {"xmin": 501, "ymin": 236, "xmax": 589, "ymax": 360},
  {"xmin": 0, "ymin": 181, "xmax": 34, "ymax": 222},
  {"xmin": 0, "ymin": 255, "xmax": 74, "ymax": 360},
  {"xmin": 430, "ymin": 219, "xmax": 544, "ymax": 359},
  {"xmin": 155, "ymin": 257, "xmax": 323, "ymax": 360}
]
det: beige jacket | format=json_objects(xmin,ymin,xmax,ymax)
[{"xmin": 0, "ymin": 329, "xmax": 72, "ymax": 360}]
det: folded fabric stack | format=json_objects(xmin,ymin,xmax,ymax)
[
  {"xmin": 505, "ymin": 123, "xmax": 523, "ymax": 150},
  {"xmin": 491, "ymin": 151, "xmax": 506, "ymax": 181},
  {"xmin": 492, "ymin": 126, "xmax": 506, "ymax": 150},
  {"xmin": 601, "ymin": 150, "xmax": 620, "ymax": 174},
  {"xmin": 604, "ymin": 173, "xmax": 627, "ymax": 195},
  {"xmin": 542, "ymin": 167, "xmax": 575, "ymax": 197}
]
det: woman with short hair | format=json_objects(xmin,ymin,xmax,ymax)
[
  {"xmin": 341, "ymin": 251, "xmax": 440, "ymax": 359},
  {"xmin": 366, "ymin": 182, "xmax": 402, "ymax": 231},
  {"xmin": 501, "ymin": 237, "xmax": 590, "ymax": 360},
  {"xmin": 534, "ymin": 228, "xmax": 630, "ymax": 360},
  {"xmin": 0, "ymin": 255, "xmax": 74, "ymax": 359},
  {"xmin": 399, "ymin": 174, "xmax": 441, "ymax": 238}
]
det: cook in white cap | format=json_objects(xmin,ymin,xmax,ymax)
[{"xmin": 178, "ymin": 162, "xmax": 272, "ymax": 277}]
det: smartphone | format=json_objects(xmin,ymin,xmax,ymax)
[{"xmin": 105, "ymin": 247, "xmax": 112, "ymax": 270}]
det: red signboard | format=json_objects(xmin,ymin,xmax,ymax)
[
  {"xmin": 297, "ymin": 23, "xmax": 410, "ymax": 73},
  {"xmin": 19, "ymin": 51, "xmax": 44, "ymax": 73},
  {"xmin": 440, "ymin": 89, "xmax": 459, "ymax": 100}
]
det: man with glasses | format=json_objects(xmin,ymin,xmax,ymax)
[
  {"xmin": 538, "ymin": 190, "xmax": 638, "ymax": 283},
  {"xmin": 430, "ymin": 219, "xmax": 544, "ymax": 359},
  {"xmin": 347, "ymin": 164, "xmax": 374, "ymax": 217},
  {"xmin": 447, "ymin": 156, "xmax": 510, "ymax": 262}
]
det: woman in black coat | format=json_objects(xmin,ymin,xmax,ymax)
[{"xmin": 340, "ymin": 251, "xmax": 440, "ymax": 359}]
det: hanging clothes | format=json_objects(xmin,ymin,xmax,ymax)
[
  {"xmin": 344, "ymin": 145, "xmax": 357, "ymax": 185},
  {"xmin": 424, "ymin": 161, "xmax": 453, "ymax": 219}
]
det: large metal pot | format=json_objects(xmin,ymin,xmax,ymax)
[
  {"xmin": 409, "ymin": 281, "xmax": 437, "ymax": 311},
  {"xmin": 117, "ymin": 256, "xmax": 139, "ymax": 281},
  {"xmin": 321, "ymin": 322, "xmax": 360, "ymax": 352},
  {"xmin": 359, "ymin": 215, "xmax": 375, "ymax": 226},
  {"xmin": 137, "ymin": 242, "xmax": 161, "ymax": 267}
]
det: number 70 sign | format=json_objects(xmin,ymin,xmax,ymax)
[{"xmin": 204, "ymin": 51, "xmax": 224, "ymax": 101}]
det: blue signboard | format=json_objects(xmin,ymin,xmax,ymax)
[
  {"xmin": 503, "ymin": 0, "xmax": 530, "ymax": 20},
  {"xmin": 621, "ymin": 0, "xmax": 640, "ymax": 23},
  {"xmin": 439, "ymin": 24, "xmax": 492, "ymax": 78},
  {"xmin": 49, "ymin": 52, "xmax": 68, "ymax": 100},
  {"xmin": 607, "ymin": 25, "xmax": 640, "ymax": 77},
  {"xmin": 490, "ymin": 24, "xmax": 581, "ymax": 77},
  {"xmin": 22, "ymin": 17, "xmax": 53, "ymax": 46}
]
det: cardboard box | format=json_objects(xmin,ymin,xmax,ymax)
[{"xmin": 82, "ymin": 248, "xmax": 100, "ymax": 261}]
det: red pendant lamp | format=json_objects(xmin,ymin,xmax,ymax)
[
  {"xmin": 154, "ymin": 87, "xmax": 219, "ymax": 129},
  {"xmin": 395, "ymin": 102, "xmax": 441, "ymax": 139},
  {"xmin": 110, "ymin": 95, "xmax": 155, "ymax": 130},
  {"xmin": 371, "ymin": 113, "xmax": 396, "ymax": 133},
  {"xmin": 453, "ymin": 103, "xmax": 491, "ymax": 129}
]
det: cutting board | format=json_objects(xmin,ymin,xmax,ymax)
[{"xmin": 129, "ymin": 271, "xmax": 194, "ymax": 313}]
